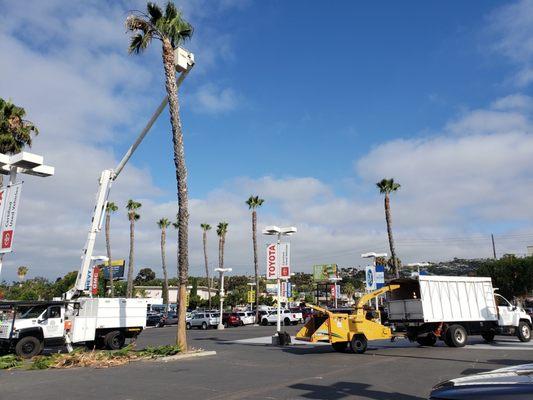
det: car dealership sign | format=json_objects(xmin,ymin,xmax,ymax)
[
  {"xmin": 0, "ymin": 183, "xmax": 23, "ymax": 254},
  {"xmin": 266, "ymin": 243, "xmax": 290, "ymax": 279}
]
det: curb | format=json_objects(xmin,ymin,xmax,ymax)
[{"xmin": 150, "ymin": 350, "xmax": 217, "ymax": 363}]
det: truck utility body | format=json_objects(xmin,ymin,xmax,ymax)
[
  {"xmin": 0, "ymin": 298, "xmax": 146, "ymax": 358},
  {"xmin": 387, "ymin": 275, "xmax": 532, "ymax": 347}
]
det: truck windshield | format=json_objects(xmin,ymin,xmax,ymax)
[{"xmin": 19, "ymin": 305, "xmax": 48, "ymax": 319}]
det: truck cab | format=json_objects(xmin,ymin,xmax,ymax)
[
  {"xmin": 495, "ymin": 294, "xmax": 532, "ymax": 341},
  {"xmin": 0, "ymin": 301, "xmax": 67, "ymax": 358}
]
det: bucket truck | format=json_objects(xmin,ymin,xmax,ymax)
[{"xmin": 0, "ymin": 48, "xmax": 194, "ymax": 358}]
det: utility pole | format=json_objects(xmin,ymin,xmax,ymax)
[{"xmin": 491, "ymin": 234, "xmax": 497, "ymax": 259}]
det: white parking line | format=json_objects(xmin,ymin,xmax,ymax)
[{"xmin": 230, "ymin": 336, "xmax": 533, "ymax": 350}]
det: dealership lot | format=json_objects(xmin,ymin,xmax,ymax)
[{"xmin": 1, "ymin": 325, "xmax": 532, "ymax": 400}]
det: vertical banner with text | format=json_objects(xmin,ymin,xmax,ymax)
[
  {"xmin": 266, "ymin": 243, "xmax": 291, "ymax": 279},
  {"xmin": 0, "ymin": 183, "xmax": 23, "ymax": 253}
]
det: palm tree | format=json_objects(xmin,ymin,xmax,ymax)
[
  {"xmin": 105, "ymin": 202, "xmax": 118, "ymax": 297},
  {"xmin": 216, "ymin": 222, "xmax": 228, "ymax": 297},
  {"xmin": 17, "ymin": 266, "xmax": 28, "ymax": 283},
  {"xmin": 126, "ymin": 199, "xmax": 142, "ymax": 297},
  {"xmin": 126, "ymin": 1, "xmax": 193, "ymax": 350},
  {"xmin": 376, "ymin": 178, "xmax": 401, "ymax": 278},
  {"xmin": 157, "ymin": 218, "xmax": 171, "ymax": 309},
  {"xmin": 200, "ymin": 223, "xmax": 212, "ymax": 309},
  {"xmin": 0, "ymin": 98, "xmax": 39, "ymax": 185},
  {"xmin": 0, "ymin": 98, "xmax": 39, "ymax": 154},
  {"xmin": 246, "ymin": 195, "xmax": 264, "ymax": 323}
]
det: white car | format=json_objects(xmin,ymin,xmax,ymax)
[
  {"xmin": 186, "ymin": 312, "xmax": 219, "ymax": 330},
  {"xmin": 237, "ymin": 311, "xmax": 255, "ymax": 325},
  {"xmin": 261, "ymin": 309, "xmax": 302, "ymax": 326}
]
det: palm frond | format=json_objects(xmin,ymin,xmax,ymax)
[
  {"xmin": 128, "ymin": 32, "xmax": 153, "ymax": 54},
  {"xmin": 147, "ymin": 2, "xmax": 163, "ymax": 25}
]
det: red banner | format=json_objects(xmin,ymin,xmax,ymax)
[{"xmin": 91, "ymin": 267, "xmax": 100, "ymax": 295}]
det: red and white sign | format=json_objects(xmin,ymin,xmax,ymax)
[
  {"xmin": 266, "ymin": 243, "xmax": 291, "ymax": 279},
  {"xmin": 266, "ymin": 243, "xmax": 278, "ymax": 279},
  {"xmin": 0, "ymin": 183, "xmax": 23, "ymax": 254},
  {"xmin": 330, "ymin": 284, "xmax": 336, "ymax": 298},
  {"xmin": 279, "ymin": 243, "xmax": 290, "ymax": 279},
  {"xmin": 91, "ymin": 267, "xmax": 100, "ymax": 295}
]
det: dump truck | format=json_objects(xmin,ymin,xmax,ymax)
[
  {"xmin": 387, "ymin": 275, "xmax": 532, "ymax": 347},
  {"xmin": 296, "ymin": 285, "xmax": 400, "ymax": 353}
]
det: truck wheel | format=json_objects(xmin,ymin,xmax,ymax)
[
  {"xmin": 481, "ymin": 332, "xmax": 495, "ymax": 342},
  {"xmin": 332, "ymin": 342, "xmax": 348, "ymax": 353},
  {"xmin": 350, "ymin": 334, "xmax": 368, "ymax": 354},
  {"xmin": 262, "ymin": 318, "xmax": 268, "ymax": 326},
  {"xmin": 186, "ymin": 322, "xmax": 191, "ymax": 330},
  {"xmin": 104, "ymin": 331, "xmax": 125, "ymax": 350},
  {"xmin": 15, "ymin": 336, "xmax": 42, "ymax": 358},
  {"xmin": 284, "ymin": 318, "xmax": 291, "ymax": 326},
  {"xmin": 416, "ymin": 334, "xmax": 437, "ymax": 346},
  {"xmin": 517, "ymin": 321, "xmax": 531, "ymax": 342},
  {"xmin": 447, "ymin": 325, "xmax": 467, "ymax": 347},
  {"xmin": 201, "ymin": 322, "xmax": 208, "ymax": 330}
]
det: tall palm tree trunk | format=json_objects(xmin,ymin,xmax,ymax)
[
  {"xmin": 252, "ymin": 210, "xmax": 259, "ymax": 324},
  {"xmin": 162, "ymin": 38, "xmax": 189, "ymax": 349},
  {"xmin": 203, "ymin": 231, "xmax": 211, "ymax": 309},
  {"xmin": 126, "ymin": 218, "xmax": 135, "ymax": 297},
  {"xmin": 161, "ymin": 227, "xmax": 169, "ymax": 308},
  {"xmin": 105, "ymin": 212, "xmax": 114, "ymax": 297},
  {"xmin": 384, "ymin": 194, "xmax": 398, "ymax": 278}
]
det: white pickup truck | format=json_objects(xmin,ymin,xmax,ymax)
[
  {"xmin": 0, "ymin": 298, "xmax": 147, "ymax": 358},
  {"xmin": 261, "ymin": 309, "xmax": 303, "ymax": 326}
]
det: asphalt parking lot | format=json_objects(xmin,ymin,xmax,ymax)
[{"xmin": 1, "ymin": 325, "xmax": 532, "ymax": 399}]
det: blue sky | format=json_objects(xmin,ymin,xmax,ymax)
[
  {"xmin": 138, "ymin": 0, "xmax": 514, "ymax": 198},
  {"xmin": 1, "ymin": 0, "xmax": 533, "ymax": 281}
]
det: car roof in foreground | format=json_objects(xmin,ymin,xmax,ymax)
[{"xmin": 431, "ymin": 363, "xmax": 533, "ymax": 399}]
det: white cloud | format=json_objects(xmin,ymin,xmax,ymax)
[
  {"xmin": 488, "ymin": 0, "xmax": 533, "ymax": 86},
  {"xmin": 191, "ymin": 83, "xmax": 240, "ymax": 114}
]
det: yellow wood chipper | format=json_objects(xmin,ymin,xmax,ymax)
[{"xmin": 295, "ymin": 284, "xmax": 400, "ymax": 353}]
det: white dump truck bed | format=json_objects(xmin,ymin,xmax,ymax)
[
  {"xmin": 388, "ymin": 275, "xmax": 498, "ymax": 323},
  {"xmin": 70, "ymin": 298, "xmax": 147, "ymax": 343}
]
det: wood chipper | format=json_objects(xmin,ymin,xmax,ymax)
[{"xmin": 295, "ymin": 284, "xmax": 400, "ymax": 353}]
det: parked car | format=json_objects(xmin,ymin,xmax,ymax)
[
  {"xmin": 261, "ymin": 309, "xmax": 302, "ymax": 326},
  {"xmin": 146, "ymin": 313, "xmax": 162, "ymax": 327},
  {"xmin": 237, "ymin": 311, "xmax": 255, "ymax": 325},
  {"xmin": 222, "ymin": 313, "xmax": 242, "ymax": 328},
  {"xmin": 430, "ymin": 363, "xmax": 533, "ymax": 399},
  {"xmin": 158, "ymin": 311, "xmax": 178, "ymax": 327},
  {"xmin": 187, "ymin": 312, "xmax": 219, "ymax": 330}
]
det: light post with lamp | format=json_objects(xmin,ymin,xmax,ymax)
[
  {"xmin": 215, "ymin": 267, "xmax": 232, "ymax": 329},
  {"xmin": 0, "ymin": 151, "xmax": 54, "ymax": 280},
  {"xmin": 262, "ymin": 225, "xmax": 296, "ymax": 340}
]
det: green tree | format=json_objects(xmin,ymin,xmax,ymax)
[
  {"xmin": 105, "ymin": 201, "xmax": 118, "ymax": 297},
  {"xmin": 246, "ymin": 195, "xmax": 264, "ymax": 323},
  {"xmin": 200, "ymin": 223, "xmax": 212, "ymax": 309},
  {"xmin": 126, "ymin": 1, "xmax": 193, "ymax": 350},
  {"xmin": 376, "ymin": 178, "xmax": 401, "ymax": 278},
  {"xmin": 157, "ymin": 218, "xmax": 171, "ymax": 308},
  {"xmin": 0, "ymin": 98, "xmax": 38, "ymax": 153},
  {"xmin": 126, "ymin": 199, "xmax": 142, "ymax": 297},
  {"xmin": 17, "ymin": 266, "xmax": 28, "ymax": 283},
  {"xmin": 135, "ymin": 268, "xmax": 156, "ymax": 285}
]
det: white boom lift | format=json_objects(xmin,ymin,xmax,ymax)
[
  {"xmin": 0, "ymin": 48, "xmax": 195, "ymax": 359},
  {"xmin": 66, "ymin": 48, "xmax": 195, "ymax": 300}
]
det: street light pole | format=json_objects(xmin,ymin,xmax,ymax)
[
  {"xmin": 215, "ymin": 267, "xmax": 231, "ymax": 330},
  {"xmin": 262, "ymin": 225, "xmax": 297, "ymax": 338}
]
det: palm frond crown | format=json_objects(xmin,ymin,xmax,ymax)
[
  {"xmin": 125, "ymin": 1, "xmax": 193, "ymax": 54},
  {"xmin": 246, "ymin": 195, "xmax": 265, "ymax": 210},
  {"xmin": 376, "ymin": 178, "xmax": 401, "ymax": 194},
  {"xmin": 216, "ymin": 222, "xmax": 228, "ymax": 237},
  {"xmin": 201, "ymin": 223, "xmax": 211, "ymax": 231},
  {"xmin": 158, "ymin": 218, "xmax": 170, "ymax": 229}
]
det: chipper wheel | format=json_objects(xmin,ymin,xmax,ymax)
[{"xmin": 350, "ymin": 334, "xmax": 368, "ymax": 354}]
